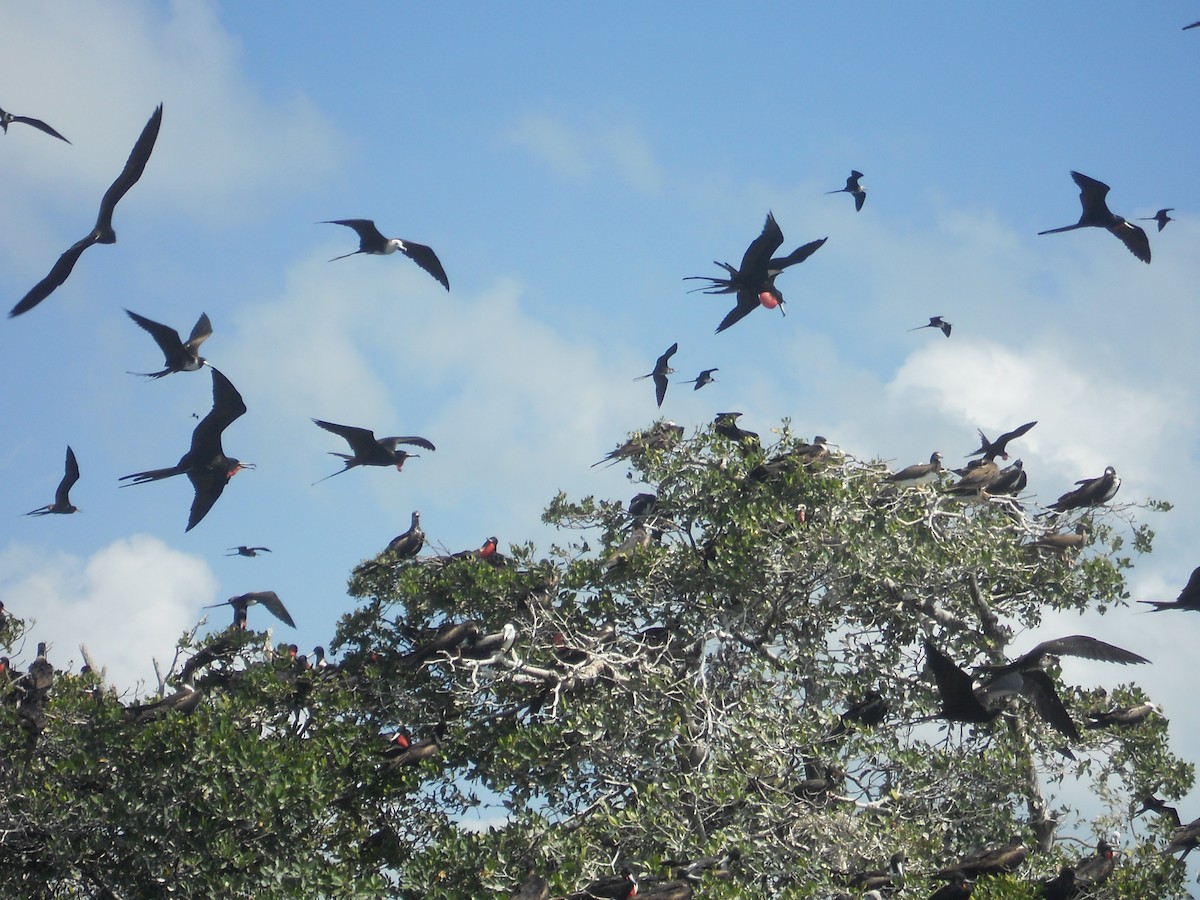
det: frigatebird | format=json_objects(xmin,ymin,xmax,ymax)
[
  {"xmin": 945, "ymin": 458, "xmax": 999, "ymax": 497},
  {"xmin": 1163, "ymin": 817, "xmax": 1200, "ymax": 858},
  {"xmin": 27, "ymin": 445, "xmax": 80, "ymax": 515},
  {"xmin": 884, "ymin": 452, "xmax": 943, "ymax": 488},
  {"xmin": 934, "ymin": 837, "xmax": 1027, "ymax": 879},
  {"xmin": 204, "ymin": 590, "xmax": 295, "ymax": 628},
  {"xmin": 567, "ymin": 870, "xmax": 639, "ymax": 900},
  {"xmin": 312, "ymin": 419, "xmax": 435, "ymax": 483},
  {"xmin": 1040, "ymin": 866, "xmax": 1076, "ymax": 900},
  {"xmin": 968, "ymin": 421, "xmax": 1036, "ymax": 461},
  {"xmin": 987, "ymin": 458, "xmax": 1027, "ymax": 496},
  {"xmin": 1139, "ymin": 565, "xmax": 1200, "ymax": 612},
  {"xmin": 1085, "ymin": 701, "xmax": 1158, "ymax": 729},
  {"xmin": 0, "ymin": 104, "xmax": 69, "ymax": 142},
  {"xmin": 119, "ymin": 367, "xmax": 251, "ymax": 531},
  {"xmin": 592, "ymin": 421, "xmax": 683, "ymax": 467},
  {"xmin": 1136, "ymin": 796, "xmax": 1182, "ymax": 828},
  {"xmin": 826, "ymin": 169, "xmax": 866, "ymax": 211},
  {"xmin": 1073, "ymin": 839, "xmax": 1117, "ymax": 891},
  {"xmin": 1139, "ymin": 208, "xmax": 1174, "ymax": 232},
  {"xmin": 400, "ymin": 621, "xmax": 480, "ymax": 667},
  {"xmin": 1185, "ymin": 21, "xmax": 1200, "ymax": 29},
  {"xmin": 1038, "ymin": 171, "xmax": 1151, "ymax": 264},
  {"xmin": 226, "ymin": 546, "xmax": 271, "ymax": 557},
  {"xmin": 843, "ymin": 852, "xmax": 905, "ymax": 894},
  {"xmin": 683, "ymin": 368, "xmax": 717, "ymax": 390},
  {"xmin": 322, "ymin": 219, "xmax": 449, "ymax": 290},
  {"xmin": 713, "ymin": 411, "xmax": 761, "ymax": 453},
  {"xmin": 928, "ymin": 871, "xmax": 972, "ymax": 900},
  {"xmin": 1047, "ymin": 466, "xmax": 1120, "ymax": 512},
  {"xmin": 685, "ymin": 212, "xmax": 827, "ymax": 333},
  {"xmin": 922, "ymin": 639, "xmax": 1000, "ymax": 725},
  {"xmin": 125, "ymin": 309, "xmax": 212, "ymax": 377},
  {"xmin": 909, "ymin": 315, "xmax": 951, "ymax": 337},
  {"xmin": 385, "ymin": 511, "xmax": 424, "ymax": 559},
  {"xmin": 459, "ymin": 623, "xmax": 519, "ymax": 660},
  {"xmin": 636, "ymin": 342, "xmax": 677, "ymax": 408},
  {"xmin": 11, "ymin": 104, "xmax": 163, "ymax": 317},
  {"xmin": 1029, "ymin": 523, "xmax": 1087, "ymax": 553}
]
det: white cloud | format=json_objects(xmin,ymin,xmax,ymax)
[{"xmin": 0, "ymin": 535, "xmax": 216, "ymax": 693}]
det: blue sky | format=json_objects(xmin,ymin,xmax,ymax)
[{"xmin": 3, "ymin": 0, "xmax": 1200, "ymax": 855}]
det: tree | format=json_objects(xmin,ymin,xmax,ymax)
[{"xmin": 0, "ymin": 419, "xmax": 1192, "ymax": 898}]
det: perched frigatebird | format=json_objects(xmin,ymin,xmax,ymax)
[
  {"xmin": 636, "ymin": 342, "xmax": 677, "ymax": 408},
  {"xmin": 713, "ymin": 411, "xmax": 761, "ymax": 453},
  {"xmin": 1038, "ymin": 171, "xmax": 1151, "ymax": 264},
  {"xmin": 385, "ymin": 511, "xmax": 425, "ymax": 559},
  {"xmin": 934, "ymin": 837, "xmax": 1027, "ymax": 879},
  {"xmin": 226, "ymin": 545, "xmax": 271, "ymax": 557},
  {"xmin": 119, "ymin": 367, "xmax": 251, "ymax": 531},
  {"xmin": 1163, "ymin": 817, "xmax": 1200, "ymax": 858},
  {"xmin": 1136, "ymin": 795, "xmax": 1182, "ymax": 828},
  {"xmin": 592, "ymin": 421, "xmax": 683, "ymax": 467},
  {"xmin": 204, "ymin": 590, "xmax": 295, "ymax": 628},
  {"xmin": 968, "ymin": 421, "xmax": 1036, "ymax": 461},
  {"xmin": 1073, "ymin": 839, "xmax": 1116, "ymax": 892},
  {"xmin": 1047, "ymin": 466, "xmax": 1120, "ymax": 512},
  {"xmin": 987, "ymin": 458, "xmax": 1028, "ymax": 497},
  {"xmin": 909, "ymin": 315, "xmax": 951, "ymax": 337},
  {"xmin": 1139, "ymin": 208, "xmax": 1174, "ymax": 232},
  {"xmin": 1139, "ymin": 565, "xmax": 1200, "ymax": 612},
  {"xmin": 11, "ymin": 104, "xmax": 163, "ymax": 317},
  {"xmin": 312, "ymin": 419, "xmax": 435, "ymax": 483},
  {"xmin": 0, "ymin": 103, "xmax": 70, "ymax": 142},
  {"xmin": 1085, "ymin": 701, "xmax": 1159, "ymax": 729},
  {"xmin": 27, "ymin": 445, "xmax": 80, "ymax": 516},
  {"xmin": 685, "ymin": 212, "xmax": 826, "ymax": 333},
  {"xmin": 322, "ymin": 219, "xmax": 449, "ymax": 290},
  {"xmin": 125, "ymin": 309, "xmax": 212, "ymax": 377},
  {"xmin": 826, "ymin": 169, "xmax": 867, "ymax": 211}
]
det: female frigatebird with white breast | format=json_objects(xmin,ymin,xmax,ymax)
[
  {"xmin": 685, "ymin": 212, "xmax": 826, "ymax": 333},
  {"xmin": 1038, "ymin": 171, "xmax": 1151, "ymax": 263},
  {"xmin": 27, "ymin": 446, "xmax": 81, "ymax": 516},
  {"xmin": 11, "ymin": 104, "xmax": 163, "ymax": 317},
  {"xmin": 119, "ymin": 367, "xmax": 251, "ymax": 531},
  {"xmin": 322, "ymin": 219, "xmax": 449, "ymax": 290},
  {"xmin": 125, "ymin": 309, "xmax": 212, "ymax": 377},
  {"xmin": 312, "ymin": 419, "xmax": 435, "ymax": 483},
  {"xmin": 0, "ymin": 103, "xmax": 70, "ymax": 143}
]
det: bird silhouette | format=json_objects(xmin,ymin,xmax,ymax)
[
  {"xmin": 1038, "ymin": 171, "xmax": 1151, "ymax": 263},
  {"xmin": 11, "ymin": 104, "xmax": 163, "ymax": 317},
  {"xmin": 204, "ymin": 590, "xmax": 295, "ymax": 628},
  {"xmin": 683, "ymin": 368, "xmax": 717, "ymax": 390},
  {"xmin": 27, "ymin": 446, "xmax": 81, "ymax": 516},
  {"xmin": 312, "ymin": 419, "xmax": 435, "ymax": 483},
  {"xmin": 922, "ymin": 639, "xmax": 1000, "ymax": 725},
  {"xmin": 635, "ymin": 342, "xmax": 678, "ymax": 407},
  {"xmin": 1139, "ymin": 208, "xmax": 1174, "ymax": 232},
  {"xmin": 685, "ymin": 212, "xmax": 826, "ymax": 333},
  {"xmin": 968, "ymin": 421, "xmax": 1036, "ymax": 461},
  {"xmin": 226, "ymin": 546, "xmax": 271, "ymax": 557},
  {"xmin": 1085, "ymin": 701, "xmax": 1158, "ymax": 729},
  {"xmin": 119, "ymin": 367, "xmax": 251, "ymax": 531},
  {"xmin": 592, "ymin": 421, "xmax": 683, "ymax": 467},
  {"xmin": 125, "ymin": 309, "xmax": 212, "ymax": 377},
  {"xmin": 0, "ymin": 104, "xmax": 70, "ymax": 142},
  {"xmin": 826, "ymin": 169, "xmax": 866, "ymax": 210},
  {"xmin": 1047, "ymin": 466, "xmax": 1120, "ymax": 512},
  {"xmin": 1140, "ymin": 565, "xmax": 1200, "ymax": 612},
  {"xmin": 322, "ymin": 219, "xmax": 449, "ymax": 290},
  {"xmin": 909, "ymin": 315, "xmax": 951, "ymax": 337},
  {"xmin": 385, "ymin": 511, "xmax": 425, "ymax": 559}
]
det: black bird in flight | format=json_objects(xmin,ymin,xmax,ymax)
[
  {"xmin": 909, "ymin": 315, "xmax": 951, "ymax": 337},
  {"xmin": 685, "ymin": 212, "xmax": 827, "ymax": 333},
  {"xmin": 11, "ymin": 104, "xmax": 163, "ymax": 317},
  {"xmin": 125, "ymin": 309, "xmax": 212, "ymax": 377},
  {"xmin": 0, "ymin": 104, "xmax": 70, "ymax": 143},
  {"xmin": 312, "ymin": 419, "xmax": 435, "ymax": 483},
  {"xmin": 119, "ymin": 367, "xmax": 251, "ymax": 531},
  {"xmin": 635, "ymin": 342, "xmax": 678, "ymax": 407},
  {"xmin": 922, "ymin": 639, "xmax": 1000, "ymax": 725},
  {"xmin": 1139, "ymin": 208, "xmax": 1174, "ymax": 232},
  {"xmin": 683, "ymin": 367, "xmax": 718, "ymax": 390},
  {"xmin": 226, "ymin": 546, "xmax": 271, "ymax": 557},
  {"xmin": 968, "ymin": 420, "xmax": 1036, "ymax": 461},
  {"xmin": 1048, "ymin": 466, "xmax": 1120, "ymax": 512},
  {"xmin": 1140, "ymin": 565, "xmax": 1200, "ymax": 612},
  {"xmin": 322, "ymin": 219, "xmax": 449, "ymax": 290},
  {"xmin": 205, "ymin": 590, "xmax": 295, "ymax": 628},
  {"xmin": 1038, "ymin": 171, "xmax": 1151, "ymax": 264},
  {"xmin": 826, "ymin": 169, "xmax": 866, "ymax": 211},
  {"xmin": 1185, "ymin": 20, "xmax": 1200, "ymax": 29},
  {"xmin": 27, "ymin": 446, "xmax": 81, "ymax": 516}
]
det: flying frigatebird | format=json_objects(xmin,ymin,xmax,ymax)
[
  {"xmin": 204, "ymin": 590, "xmax": 295, "ymax": 628},
  {"xmin": 1139, "ymin": 565, "xmax": 1200, "ymax": 612},
  {"xmin": 1038, "ymin": 171, "xmax": 1151, "ymax": 264},
  {"xmin": 826, "ymin": 169, "xmax": 866, "ymax": 210},
  {"xmin": 125, "ymin": 309, "xmax": 212, "ymax": 377},
  {"xmin": 312, "ymin": 419, "xmax": 435, "ymax": 483},
  {"xmin": 26, "ymin": 446, "xmax": 81, "ymax": 516},
  {"xmin": 226, "ymin": 546, "xmax": 271, "ymax": 557},
  {"xmin": 11, "ymin": 104, "xmax": 163, "ymax": 317},
  {"xmin": 1139, "ymin": 208, "xmax": 1174, "ymax": 232},
  {"xmin": 0, "ymin": 103, "xmax": 70, "ymax": 142},
  {"xmin": 635, "ymin": 342, "xmax": 678, "ymax": 408},
  {"xmin": 968, "ymin": 421, "xmax": 1036, "ymax": 461},
  {"xmin": 909, "ymin": 315, "xmax": 951, "ymax": 337},
  {"xmin": 119, "ymin": 367, "xmax": 251, "ymax": 531},
  {"xmin": 322, "ymin": 219, "xmax": 449, "ymax": 290}
]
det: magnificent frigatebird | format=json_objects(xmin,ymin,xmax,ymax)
[
  {"xmin": 322, "ymin": 219, "xmax": 449, "ymax": 290},
  {"xmin": 0, "ymin": 103, "xmax": 70, "ymax": 142},
  {"xmin": 922, "ymin": 639, "xmax": 1000, "ymax": 725},
  {"xmin": 935, "ymin": 837, "xmax": 1027, "ymax": 879},
  {"xmin": 987, "ymin": 458, "xmax": 1027, "ymax": 496},
  {"xmin": 884, "ymin": 452, "xmax": 943, "ymax": 488},
  {"xmin": 1136, "ymin": 795, "xmax": 1182, "ymax": 828},
  {"xmin": 1139, "ymin": 565, "xmax": 1200, "ymax": 612},
  {"xmin": 1085, "ymin": 701, "xmax": 1159, "ymax": 729},
  {"xmin": 685, "ymin": 212, "xmax": 826, "ymax": 333},
  {"xmin": 1040, "ymin": 865, "xmax": 1076, "ymax": 900},
  {"xmin": 831, "ymin": 690, "xmax": 889, "ymax": 735},
  {"xmin": 11, "ymin": 104, "xmax": 163, "ymax": 317},
  {"xmin": 844, "ymin": 851, "xmax": 905, "ymax": 893},
  {"xmin": 312, "ymin": 419, "xmax": 435, "ymax": 483},
  {"xmin": 713, "ymin": 411, "xmax": 761, "ymax": 453},
  {"xmin": 567, "ymin": 870, "xmax": 638, "ymax": 900},
  {"xmin": 459, "ymin": 623, "xmax": 519, "ymax": 660},
  {"xmin": 27, "ymin": 446, "xmax": 80, "ymax": 516},
  {"xmin": 226, "ymin": 545, "xmax": 271, "ymax": 557},
  {"xmin": 909, "ymin": 315, "xmax": 951, "ymax": 337},
  {"xmin": 1038, "ymin": 171, "xmax": 1151, "ymax": 264},
  {"xmin": 385, "ymin": 511, "xmax": 425, "ymax": 559},
  {"xmin": 826, "ymin": 169, "xmax": 866, "ymax": 210},
  {"xmin": 1047, "ymin": 466, "xmax": 1120, "ymax": 512},
  {"xmin": 683, "ymin": 368, "xmax": 717, "ymax": 390},
  {"xmin": 1139, "ymin": 208, "xmax": 1174, "ymax": 232},
  {"xmin": 1163, "ymin": 817, "xmax": 1200, "ymax": 858},
  {"xmin": 968, "ymin": 421, "xmax": 1036, "ymax": 461},
  {"xmin": 592, "ymin": 421, "xmax": 683, "ymax": 467},
  {"xmin": 928, "ymin": 870, "xmax": 972, "ymax": 900},
  {"xmin": 945, "ymin": 458, "xmax": 1000, "ymax": 497},
  {"xmin": 636, "ymin": 342, "xmax": 678, "ymax": 408},
  {"xmin": 1073, "ymin": 839, "xmax": 1116, "ymax": 891},
  {"xmin": 400, "ymin": 621, "xmax": 480, "ymax": 668},
  {"xmin": 204, "ymin": 590, "xmax": 295, "ymax": 628},
  {"xmin": 119, "ymin": 367, "xmax": 251, "ymax": 531},
  {"xmin": 125, "ymin": 309, "xmax": 212, "ymax": 377}
]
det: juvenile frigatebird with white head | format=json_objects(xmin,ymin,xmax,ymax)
[
  {"xmin": 1038, "ymin": 171, "xmax": 1151, "ymax": 263},
  {"xmin": 0, "ymin": 103, "xmax": 70, "ymax": 143},
  {"xmin": 11, "ymin": 104, "xmax": 163, "ymax": 317},
  {"xmin": 125, "ymin": 309, "xmax": 212, "ymax": 378},
  {"xmin": 322, "ymin": 219, "xmax": 449, "ymax": 290},
  {"xmin": 826, "ymin": 169, "xmax": 866, "ymax": 210},
  {"xmin": 635, "ymin": 342, "xmax": 678, "ymax": 408},
  {"xmin": 312, "ymin": 419, "xmax": 435, "ymax": 483}
]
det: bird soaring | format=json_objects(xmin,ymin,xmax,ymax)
[
  {"xmin": 125, "ymin": 309, "xmax": 212, "ymax": 377},
  {"xmin": 826, "ymin": 169, "xmax": 866, "ymax": 210},
  {"xmin": 26, "ymin": 446, "xmax": 81, "ymax": 516},
  {"xmin": 0, "ymin": 103, "xmax": 70, "ymax": 142},
  {"xmin": 322, "ymin": 219, "xmax": 449, "ymax": 290},
  {"xmin": 312, "ymin": 419, "xmax": 435, "ymax": 483},
  {"xmin": 635, "ymin": 342, "xmax": 678, "ymax": 407},
  {"xmin": 1038, "ymin": 171, "xmax": 1151, "ymax": 264},
  {"xmin": 909, "ymin": 315, "xmax": 952, "ymax": 337},
  {"xmin": 205, "ymin": 591, "xmax": 295, "ymax": 628}
]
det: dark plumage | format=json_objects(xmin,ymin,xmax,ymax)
[
  {"xmin": 884, "ymin": 452, "xmax": 943, "ymax": 487},
  {"xmin": 635, "ymin": 342, "xmax": 678, "ymax": 408},
  {"xmin": 26, "ymin": 446, "xmax": 81, "ymax": 515},
  {"xmin": 1163, "ymin": 817, "xmax": 1200, "ymax": 858},
  {"xmin": 923, "ymin": 640, "xmax": 999, "ymax": 725},
  {"xmin": 1139, "ymin": 208, "xmax": 1173, "ymax": 232},
  {"xmin": 126, "ymin": 309, "xmax": 212, "ymax": 377},
  {"xmin": 987, "ymin": 458, "xmax": 1027, "ymax": 496},
  {"xmin": 909, "ymin": 315, "xmax": 951, "ymax": 337},
  {"xmin": 683, "ymin": 368, "xmax": 717, "ymax": 390},
  {"xmin": 119, "ymin": 367, "xmax": 251, "ymax": 531},
  {"xmin": 1073, "ymin": 839, "xmax": 1116, "ymax": 891},
  {"xmin": 827, "ymin": 169, "xmax": 867, "ymax": 211},
  {"xmin": 226, "ymin": 546, "xmax": 271, "ymax": 557},
  {"xmin": 1136, "ymin": 795, "xmax": 1182, "ymax": 828},
  {"xmin": 968, "ymin": 421, "xmax": 1036, "ymax": 461},
  {"xmin": 312, "ymin": 419, "xmax": 434, "ymax": 483},
  {"xmin": 11, "ymin": 104, "xmax": 162, "ymax": 317},
  {"xmin": 0, "ymin": 104, "xmax": 70, "ymax": 142},
  {"xmin": 204, "ymin": 591, "xmax": 295, "ymax": 629},
  {"xmin": 385, "ymin": 511, "xmax": 425, "ymax": 559},
  {"xmin": 1048, "ymin": 466, "xmax": 1120, "ymax": 512},
  {"xmin": 1085, "ymin": 701, "xmax": 1158, "ymax": 729},
  {"xmin": 928, "ymin": 870, "xmax": 972, "ymax": 900},
  {"xmin": 1139, "ymin": 565, "xmax": 1200, "ymax": 612},
  {"xmin": 322, "ymin": 218, "xmax": 449, "ymax": 290},
  {"xmin": 593, "ymin": 421, "xmax": 683, "ymax": 467},
  {"xmin": 936, "ymin": 838, "xmax": 1027, "ymax": 878},
  {"xmin": 1039, "ymin": 171, "xmax": 1151, "ymax": 263}
]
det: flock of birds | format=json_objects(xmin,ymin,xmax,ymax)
[{"xmin": 3, "ymin": 50, "xmax": 1198, "ymax": 897}]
